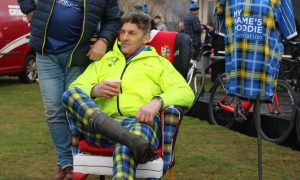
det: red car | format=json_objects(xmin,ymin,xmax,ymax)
[{"xmin": 0, "ymin": 0, "xmax": 37, "ymax": 83}]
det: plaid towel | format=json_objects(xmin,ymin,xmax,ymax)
[{"xmin": 215, "ymin": 0, "xmax": 297, "ymax": 101}]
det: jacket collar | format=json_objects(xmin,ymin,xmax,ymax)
[{"xmin": 113, "ymin": 40, "xmax": 159, "ymax": 62}]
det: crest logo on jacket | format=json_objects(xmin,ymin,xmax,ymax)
[{"xmin": 108, "ymin": 57, "xmax": 119, "ymax": 67}]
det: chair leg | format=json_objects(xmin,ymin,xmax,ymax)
[{"xmin": 169, "ymin": 167, "xmax": 174, "ymax": 180}]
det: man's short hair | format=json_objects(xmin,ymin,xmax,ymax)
[
  {"xmin": 154, "ymin": 15, "xmax": 161, "ymax": 19},
  {"xmin": 122, "ymin": 12, "xmax": 151, "ymax": 34}
]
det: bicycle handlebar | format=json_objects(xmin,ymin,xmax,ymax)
[
  {"xmin": 210, "ymin": 56, "xmax": 225, "ymax": 60},
  {"xmin": 217, "ymin": 51, "xmax": 225, "ymax": 55},
  {"xmin": 287, "ymin": 41, "xmax": 300, "ymax": 45},
  {"xmin": 281, "ymin": 57, "xmax": 299, "ymax": 64}
]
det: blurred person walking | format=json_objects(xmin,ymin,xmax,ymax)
[
  {"xmin": 184, "ymin": 1, "xmax": 202, "ymax": 59},
  {"xmin": 17, "ymin": 0, "xmax": 121, "ymax": 179},
  {"xmin": 153, "ymin": 15, "xmax": 168, "ymax": 31}
]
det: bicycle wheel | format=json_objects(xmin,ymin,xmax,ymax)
[
  {"xmin": 204, "ymin": 57, "xmax": 225, "ymax": 93},
  {"xmin": 208, "ymin": 73, "xmax": 236, "ymax": 128},
  {"xmin": 296, "ymin": 103, "xmax": 300, "ymax": 144},
  {"xmin": 186, "ymin": 66, "xmax": 205, "ymax": 106},
  {"xmin": 258, "ymin": 80, "xmax": 296, "ymax": 144}
]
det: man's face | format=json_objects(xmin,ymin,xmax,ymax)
[
  {"xmin": 154, "ymin": 18, "xmax": 161, "ymax": 24},
  {"xmin": 191, "ymin": 9, "xmax": 199, "ymax": 15},
  {"xmin": 120, "ymin": 22, "xmax": 150, "ymax": 56}
]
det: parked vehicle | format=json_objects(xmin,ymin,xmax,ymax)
[{"xmin": 0, "ymin": 0, "xmax": 37, "ymax": 83}]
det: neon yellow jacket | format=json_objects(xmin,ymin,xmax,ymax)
[{"xmin": 70, "ymin": 41, "xmax": 195, "ymax": 117}]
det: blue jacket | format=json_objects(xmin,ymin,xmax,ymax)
[{"xmin": 17, "ymin": 0, "xmax": 121, "ymax": 66}]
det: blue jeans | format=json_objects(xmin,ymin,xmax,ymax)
[{"xmin": 36, "ymin": 52, "xmax": 86, "ymax": 169}]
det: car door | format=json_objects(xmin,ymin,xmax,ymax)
[{"xmin": 0, "ymin": 0, "xmax": 30, "ymax": 75}]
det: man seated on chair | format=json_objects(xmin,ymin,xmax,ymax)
[{"xmin": 62, "ymin": 12, "xmax": 194, "ymax": 179}]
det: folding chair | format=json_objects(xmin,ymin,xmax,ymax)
[
  {"xmin": 70, "ymin": 30, "xmax": 190, "ymax": 180},
  {"xmin": 70, "ymin": 106, "xmax": 183, "ymax": 180}
]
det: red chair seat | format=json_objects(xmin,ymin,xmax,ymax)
[
  {"xmin": 79, "ymin": 140, "xmax": 113, "ymax": 156},
  {"xmin": 78, "ymin": 140, "xmax": 163, "ymax": 158}
]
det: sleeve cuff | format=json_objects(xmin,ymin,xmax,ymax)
[{"xmin": 152, "ymin": 96, "xmax": 164, "ymax": 109}]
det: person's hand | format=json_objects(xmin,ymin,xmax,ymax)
[
  {"xmin": 87, "ymin": 38, "xmax": 108, "ymax": 61},
  {"xmin": 136, "ymin": 99, "xmax": 162, "ymax": 125},
  {"xmin": 207, "ymin": 25, "xmax": 214, "ymax": 32},
  {"xmin": 91, "ymin": 81, "xmax": 120, "ymax": 98},
  {"xmin": 26, "ymin": 11, "xmax": 34, "ymax": 22}
]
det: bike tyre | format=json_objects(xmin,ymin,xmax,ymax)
[
  {"xmin": 186, "ymin": 67, "xmax": 205, "ymax": 108},
  {"xmin": 257, "ymin": 80, "xmax": 296, "ymax": 144},
  {"xmin": 296, "ymin": 104, "xmax": 300, "ymax": 144},
  {"xmin": 204, "ymin": 58, "xmax": 225, "ymax": 93},
  {"xmin": 208, "ymin": 73, "xmax": 235, "ymax": 128}
]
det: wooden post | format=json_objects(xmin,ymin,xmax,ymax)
[{"xmin": 169, "ymin": 167, "xmax": 174, "ymax": 180}]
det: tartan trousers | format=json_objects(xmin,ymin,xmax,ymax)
[{"xmin": 62, "ymin": 87, "xmax": 161, "ymax": 180}]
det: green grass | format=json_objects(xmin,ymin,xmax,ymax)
[{"xmin": 1, "ymin": 76, "xmax": 300, "ymax": 179}]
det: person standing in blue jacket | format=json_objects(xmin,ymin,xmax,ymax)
[{"xmin": 17, "ymin": 0, "xmax": 121, "ymax": 179}]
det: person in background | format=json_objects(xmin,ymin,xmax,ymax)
[
  {"xmin": 143, "ymin": 4, "xmax": 157, "ymax": 30},
  {"xmin": 62, "ymin": 12, "xmax": 194, "ymax": 180},
  {"xmin": 202, "ymin": 23, "xmax": 215, "ymax": 45},
  {"xmin": 177, "ymin": 21, "xmax": 185, "ymax": 33},
  {"xmin": 17, "ymin": 0, "xmax": 121, "ymax": 179},
  {"xmin": 135, "ymin": 4, "xmax": 157, "ymax": 30},
  {"xmin": 153, "ymin": 15, "xmax": 168, "ymax": 31},
  {"xmin": 184, "ymin": 1, "xmax": 202, "ymax": 59}
]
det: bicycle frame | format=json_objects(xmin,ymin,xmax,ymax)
[
  {"xmin": 216, "ymin": 93, "xmax": 280, "ymax": 115},
  {"xmin": 267, "ymin": 92, "xmax": 280, "ymax": 114},
  {"xmin": 186, "ymin": 59, "xmax": 197, "ymax": 85},
  {"xmin": 216, "ymin": 95, "xmax": 252, "ymax": 113}
]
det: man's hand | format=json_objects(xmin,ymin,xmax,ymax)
[
  {"xmin": 136, "ymin": 99, "xmax": 163, "ymax": 125},
  {"xmin": 26, "ymin": 11, "xmax": 34, "ymax": 22},
  {"xmin": 87, "ymin": 38, "xmax": 108, "ymax": 61},
  {"xmin": 91, "ymin": 81, "xmax": 120, "ymax": 98},
  {"xmin": 207, "ymin": 25, "xmax": 214, "ymax": 32}
]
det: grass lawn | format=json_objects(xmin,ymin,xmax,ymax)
[{"xmin": 0, "ymin": 77, "xmax": 300, "ymax": 179}]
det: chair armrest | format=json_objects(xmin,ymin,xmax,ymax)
[
  {"xmin": 66, "ymin": 111, "xmax": 81, "ymax": 155},
  {"xmin": 159, "ymin": 106, "xmax": 184, "ymax": 173}
]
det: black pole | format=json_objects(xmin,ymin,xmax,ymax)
[{"xmin": 254, "ymin": 96, "xmax": 262, "ymax": 180}]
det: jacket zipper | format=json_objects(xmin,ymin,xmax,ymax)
[
  {"xmin": 116, "ymin": 47, "xmax": 150, "ymax": 116},
  {"xmin": 117, "ymin": 63, "xmax": 129, "ymax": 116},
  {"xmin": 41, "ymin": 0, "xmax": 56, "ymax": 56},
  {"xmin": 68, "ymin": 0, "xmax": 86, "ymax": 67}
]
